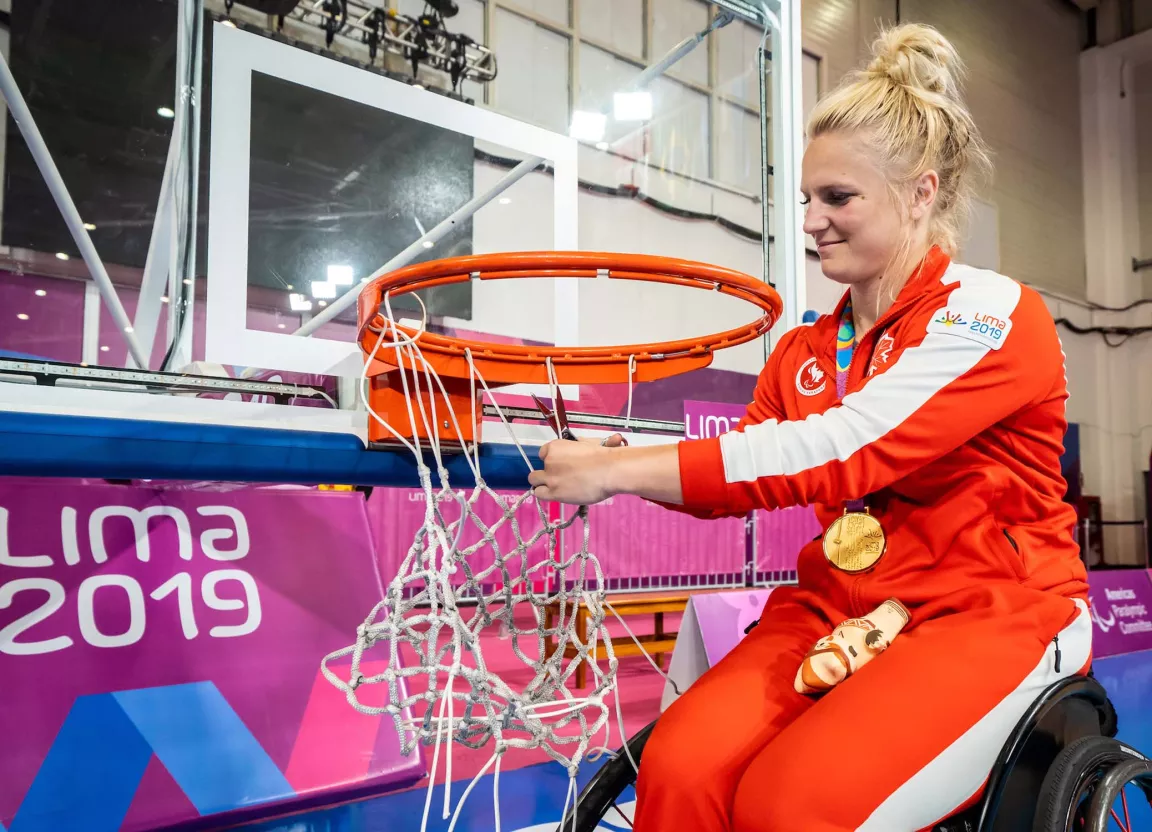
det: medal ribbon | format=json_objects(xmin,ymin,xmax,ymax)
[{"xmin": 835, "ymin": 299, "xmax": 866, "ymax": 513}]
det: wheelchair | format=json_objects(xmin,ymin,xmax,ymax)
[{"xmin": 558, "ymin": 671, "xmax": 1152, "ymax": 831}]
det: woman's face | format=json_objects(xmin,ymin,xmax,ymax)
[{"xmin": 800, "ymin": 132, "xmax": 910, "ymax": 287}]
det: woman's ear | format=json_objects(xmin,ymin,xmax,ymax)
[{"xmin": 909, "ymin": 169, "xmax": 940, "ymax": 221}]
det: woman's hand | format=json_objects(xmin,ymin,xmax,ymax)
[{"xmin": 528, "ymin": 434, "xmax": 626, "ymax": 505}]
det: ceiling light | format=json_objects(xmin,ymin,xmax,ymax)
[
  {"xmin": 55, "ymin": 252, "xmax": 70, "ymax": 261},
  {"xmin": 182, "ymin": 278, "xmax": 192, "ymax": 285},
  {"xmin": 498, "ymin": 197, "xmax": 511, "ymax": 205},
  {"xmin": 100, "ymin": 345, "xmax": 110, "ymax": 352},
  {"xmin": 613, "ymin": 91, "xmax": 653, "ymax": 121},
  {"xmin": 222, "ymin": 19, "xmax": 237, "ymax": 27},
  {"xmin": 34, "ymin": 289, "xmax": 47, "ymax": 297},
  {"xmin": 16, "ymin": 313, "xmax": 28, "ymax": 321},
  {"xmin": 569, "ymin": 110, "xmax": 607, "ymax": 142},
  {"xmin": 327, "ymin": 264, "xmax": 354, "ymax": 286},
  {"xmin": 157, "ymin": 106, "xmax": 176, "ymax": 119},
  {"xmin": 413, "ymin": 83, "xmax": 425, "ymax": 90},
  {"xmin": 161, "ymin": 295, "xmax": 170, "ymax": 303},
  {"xmin": 277, "ymin": 323, "xmax": 286, "ymax": 329},
  {"xmin": 83, "ymin": 222, "xmax": 97, "ymax": 231},
  {"xmin": 318, "ymin": 300, "xmax": 328, "ymax": 307},
  {"xmin": 422, "ymin": 240, "xmax": 434, "ymax": 249},
  {"xmin": 310, "ymin": 280, "xmax": 336, "ymax": 299},
  {"xmin": 286, "ymin": 284, "xmax": 294, "ymax": 290},
  {"xmin": 289, "ymin": 293, "xmax": 313, "ymax": 312},
  {"xmin": 124, "ymin": 326, "xmax": 134, "ymax": 333}
]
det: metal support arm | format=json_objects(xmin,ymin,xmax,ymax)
[{"xmin": 0, "ymin": 51, "xmax": 148, "ymax": 368}]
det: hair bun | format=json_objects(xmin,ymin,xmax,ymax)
[{"xmin": 865, "ymin": 23, "xmax": 962, "ymax": 99}]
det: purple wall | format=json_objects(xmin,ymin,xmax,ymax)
[
  {"xmin": 0, "ymin": 269, "xmax": 338, "ymax": 374},
  {"xmin": 365, "ymin": 487, "xmax": 808, "ymax": 590},
  {"xmin": 0, "ymin": 272, "xmax": 84, "ymax": 362}
]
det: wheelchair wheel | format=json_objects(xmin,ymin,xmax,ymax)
[
  {"xmin": 1033, "ymin": 736, "xmax": 1149, "ymax": 831},
  {"xmin": 1081, "ymin": 757, "xmax": 1152, "ymax": 831},
  {"xmin": 556, "ymin": 721, "xmax": 655, "ymax": 832}
]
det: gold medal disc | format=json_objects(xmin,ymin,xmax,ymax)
[{"xmin": 823, "ymin": 511, "xmax": 887, "ymax": 573}]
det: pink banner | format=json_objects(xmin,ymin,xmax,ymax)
[
  {"xmin": 692, "ymin": 588, "xmax": 775, "ymax": 665},
  {"xmin": 1088, "ymin": 569, "xmax": 1152, "ymax": 658},
  {"xmin": 367, "ymin": 489, "xmax": 747, "ymax": 585},
  {"xmin": 584, "ymin": 495, "xmax": 745, "ymax": 579},
  {"xmin": 0, "ymin": 479, "xmax": 422, "ymax": 831},
  {"xmin": 756, "ymin": 506, "xmax": 820, "ymax": 573},
  {"xmin": 366, "ymin": 487, "xmax": 554, "ymax": 589},
  {"xmin": 683, "ymin": 400, "xmax": 747, "ymax": 440}
]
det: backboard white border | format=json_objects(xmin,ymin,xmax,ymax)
[{"xmin": 207, "ymin": 22, "xmax": 579, "ymax": 377}]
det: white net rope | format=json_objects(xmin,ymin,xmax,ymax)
[{"xmin": 320, "ymin": 293, "xmax": 629, "ymax": 831}]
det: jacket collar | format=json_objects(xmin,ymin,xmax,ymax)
[{"xmin": 806, "ymin": 245, "xmax": 952, "ymax": 357}]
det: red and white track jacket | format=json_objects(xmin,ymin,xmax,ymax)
[{"xmin": 676, "ymin": 247, "xmax": 1088, "ymax": 614}]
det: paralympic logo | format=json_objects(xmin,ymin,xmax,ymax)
[{"xmin": 1090, "ymin": 595, "xmax": 1116, "ymax": 632}]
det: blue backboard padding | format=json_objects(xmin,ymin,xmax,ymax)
[{"xmin": 0, "ymin": 410, "xmax": 538, "ymax": 488}]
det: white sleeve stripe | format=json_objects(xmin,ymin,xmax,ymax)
[
  {"xmin": 718, "ymin": 266, "xmax": 1023, "ymax": 485},
  {"xmin": 720, "ymin": 334, "xmax": 989, "ymax": 483}
]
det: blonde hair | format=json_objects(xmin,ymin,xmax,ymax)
[{"xmin": 806, "ymin": 24, "xmax": 992, "ymax": 262}]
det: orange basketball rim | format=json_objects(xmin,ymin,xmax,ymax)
[{"xmin": 357, "ymin": 251, "xmax": 783, "ymax": 446}]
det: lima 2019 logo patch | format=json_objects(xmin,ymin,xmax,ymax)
[
  {"xmin": 796, "ymin": 357, "xmax": 827, "ymax": 397},
  {"xmin": 927, "ymin": 307, "xmax": 1012, "ymax": 350}
]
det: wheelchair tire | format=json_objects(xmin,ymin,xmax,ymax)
[
  {"xmin": 1081, "ymin": 757, "xmax": 1152, "ymax": 831},
  {"xmin": 556, "ymin": 721, "xmax": 656, "ymax": 832},
  {"xmin": 1032, "ymin": 735, "xmax": 1148, "ymax": 832}
]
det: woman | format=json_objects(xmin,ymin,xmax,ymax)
[{"xmin": 529, "ymin": 23, "xmax": 1091, "ymax": 832}]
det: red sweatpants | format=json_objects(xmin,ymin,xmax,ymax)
[{"xmin": 633, "ymin": 583, "xmax": 1090, "ymax": 832}]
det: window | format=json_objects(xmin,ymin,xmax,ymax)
[
  {"xmin": 715, "ymin": 101, "xmax": 762, "ymax": 192},
  {"xmin": 716, "ymin": 20, "xmax": 764, "ymax": 111},
  {"xmin": 578, "ymin": 43, "xmax": 640, "ymax": 146},
  {"xmin": 579, "ymin": 0, "xmax": 643, "ymax": 60},
  {"xmin": 649, "ymin": 77, "xmax": 710, "ymax": 180},
  {"xmin": 502, "ymin": 0, "xmax": 568, "ymax": 27},
  {"xmin": 493, "ymin": 8, "xmax": 570, "ymax": 134},
  {"xmin": 469, "ymin": 2, "xmax": 811, "ymax": 193},
  {"xmin": 651, "ymin": 0, "xmax": 710, "ymax": 86}
]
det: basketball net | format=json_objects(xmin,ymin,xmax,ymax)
[{"xmin": 320, "ymin": 292, "xmax": 631, "ymax": 832}]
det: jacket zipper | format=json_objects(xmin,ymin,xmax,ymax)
[
  {"xmin": 842, "ymin": 302, "xmax": 914, "ymax": 618},
  {"xmin": 1053, "ymin": 634, "xmax": 1062, "ymax": 673},
  {"xmin": 813, "ymin": 262, "xmax": 945, "ymax": 617}
]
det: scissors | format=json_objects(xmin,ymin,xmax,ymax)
[
  {"xmin": 531, "ymin": 390, "xmax": 577, "ymax": 442},
  {"xmin": 530, "ymin": 390, "xmax": 628, "ymax": 446}
]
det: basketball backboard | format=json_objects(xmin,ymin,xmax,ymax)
[{"xmin": 0, "ymin": 0, "xmax": 807, "ymax": 486}]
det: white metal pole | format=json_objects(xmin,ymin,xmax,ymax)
[
  {"xmin": 166, "ymin": 0, "xmax": 207, "ymax": 371},
  {"xmin": 769, "ymin": 0, "xmax": 805, "ymax": 334}
]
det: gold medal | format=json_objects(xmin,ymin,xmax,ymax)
[{"xmin": 823, "ymin": 509, "xmax": 887, "ymax": 573}]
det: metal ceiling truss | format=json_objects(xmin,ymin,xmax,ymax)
[{"xmin": 284, "ymin": 0, "xmax": 497, "ymax": 91}]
